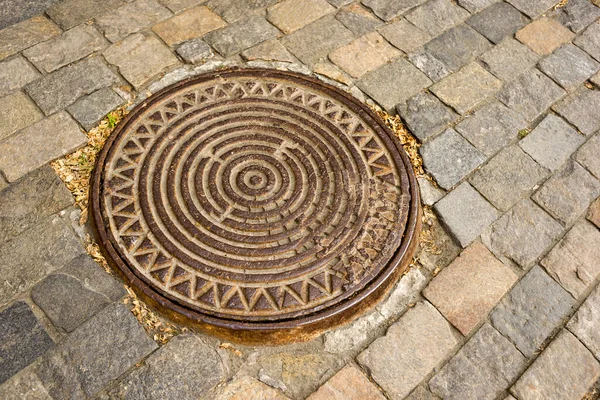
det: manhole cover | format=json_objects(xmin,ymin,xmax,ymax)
[{"xmin": 91, "ymin": 68, "xmax": 420, "ymax": 344}]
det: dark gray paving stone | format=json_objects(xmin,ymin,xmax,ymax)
[
  {"xmin": 176, "ymin": 38, "xmax": 214, "ymax": 64},
  {"xmin": 496, "ymin": 68, "xmax": 566, "ymax": 121},
  {"xmin": 408, "ymin": 49, "xmax": 453, "ymax": 82},
  {"xmin": 482, "ymin": 199, "xmax": 563, "ymax": 268},
  {"xmin": 25, "ymin": 57, "xmax": 118, "ymax": 116},
  {"xmin": 335, "ymin": 4, "xmax": 383, "ymax": 36},
  {"xmin": 466, "ymin": 2, "xmax": 529, "ymax": 44},
  {"xmin": 568, "ymin": 284, "xmax": 600, "ymax": 360},
  {"xmin": 47, "ymin": 0, "xmax": 124, "ymax": 29},
  {"xmin": 36, "ymin": 303, "xmax": 158, "ymax": 399},
  {"xmin": 0, "ymin": 0, "xmax": 60, "ymax": 30},
  {"xmin": 470, "ymin": 146, "xmax": 549, "ymax": 212},
  {"xmin": 378, "ymin": 18, "xmax": 431, "ymax": 54},
  {"xmin": 553, "ymin": 86, "xmax": 600, "ymax": 135},
  {"xmin": 0, "ymin": 166, "xmax": 73, "ymax": 244},
  {"xmin": 206, "ymin": 0, "xmax": 277, "ymax": 23},
  {"xmin": 421, "ymin": 128, "xmax": 486, "ymax": 190},
  {"xmin": 405, "ymin": 0, "xmax": 469, "ymax": 37},
  {"xmin": 512, "ymin": 330, "xmax": 600, "ymax": 400},
  {"xmin": 429, "ymin": 324, "xmax": 527, "ymax": 400},
  {"xmin": 491, "ymin": 265, "xmax": 575, "ymax": 357},
  {"xmin": 424, "ymin": 24, "xmax": 492, "ymax": 73},
  {"xmin": 479, "ymin": 38, "xmax": 540, "ymax": 82},
  {"xmin": 361, "ymin": 0, "xmax": 427, "ymax": 21},
  {"xmin": 67, "ymin": 88, "xmax": 123, "ymax": 131},
  {"xmin": 0, "ymin": 16, "xmax": 61, "ymax": 62},
  {"xmin": 575, "ymin": 21, "xmax": 600, "ymax": 62},
  {"xmin": 434, "ymin": 182, "xmax": 500, "ymax": 247},
  {"xmin": 397, "ymin": 91, "xmax": 458, "ymax": 142},
  {"xmin": 533, "ymin": 160, "xmax": 600, "ymax": 225},
  {"xmin": 280, "ymin": 16, "xmax": 353, "ymax": 65},
  {"xmin": 0, "ymin": 302, "xmax": 54, "ymax": 385},
  {"xmin": 0, "ymin": 56, "xmax": 40, "ymax": 98},
  {"xmin": 457, "ymin": 0, "xmax": 497, "ymax": 12},
  {"xmin": 205, "ymin": 16, "xmax": 280, "ymax": 57},
  {"xmin": 575, "ymin": 133, "xmax": 600, "ymax": 179},
  {"xmin": 550, "ymin": 0, "xmax": 600, "ymax": 33},
  {"xmin": 456, "ymin": 101, "xmax": 526, "ymax": 156},
  {"xmin": 102, "ymin": 335, "xmax": 224, "ymax": 399},
  {"xmin": 406, "ymin": 386, "xmax": 441, "ymax": 400},
  {"xmin": 540, "ymin": 44, "xmax": 600, "ymax": 91},
  {"xmin": 506, "ymin": 0, "xmax": 557, "ymax": 18}
]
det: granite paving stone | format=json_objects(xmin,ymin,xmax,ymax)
[
  {"xmin": 589, "ymin": 198, "xmax": 600, "ymax": 228},
  {"xmin": 0, "ymin": 165, "xmax": 73, "ymax": 244},
  {"xmin": 550, "ymin": 0, "xmax": 600, "ymax": 33},
  {"xmin": 0, "ymin": 0, "xmax": 60, "ymax": 30},
  {"xmin": 306, "ymin": 365, "xmax": 386, "ymax": 400},
  {"xmin": 482, "ymin": 199, "xmax": 563, "ymax": 268},
  {"xmin": 490, "ymin": 265, "xmax": 575, "ymax": 357},
  {"xmin": 506, "ymin": 0, "xmax": 559, "ymax": 18},
  {"xmin": 36, "ymin": 303, "xmax": 158, "ymax": 399},
  {"xmin": 25, "ymin": 57, "xmax": 119, "ymax": 115},
  {"xmin": 541, "ymin": 221, "xmax": 600, "ymax": 299},
  {"xmin": 405, "ymin": 386, "xmax": 441, "ymax": 400},
  {"xmin": 241, "ymin": 39, "xmax": 295, "ymax": 63},
  {"xmin": 408, "ymin": 49, "xmax": 453, "ymax": 82},
  {"xmin": 0, "ymin": 365, "xmax": 53, "ymax": 400},
  {"xmin": 519, "ymin": 114, "xmax": 585, "ymax": 171},
  {"xmin": 104, "ymin": 33, "xmax": 179, "ymax": 89},
  {"xmin": 470, "ymin": 146, "xmax": 548, "ymax": 211},
  {"xmin": 0, "ymin": 16, "xmax": 61, "ymax": 61},
  {"xmin": 429, "ymin": 324, "xmax": 527, "ymax": 400},
  {"xmin": 457, "ymin": 0, "xmax": 496, "ymax": 12},
  {"xmin": 280, "ymin": 16, "xmax": 354, "ymax": 65},
  {"xmin": 204, "ymin": 16, "xmax": 280, "ymax": 58},
  {"xmin": 424, "ymin": 242, "xmax": 517, "ymax": 335},
  {"xmin": 574, "ymin": 21, "xmax": 600, "ymax": 62},
  {"xmin": 203, "ymin": 376, "xmax": 290, "ymax": 400},
  {"xmin": 553, "ymin": 86, "xmax": 600, "ymax": 135},
  {"xmin": 479, "ymin": 38, "xmax": 540, "ymax": 82},
  {"xmin": 358, "ymin": 302, "xmax": 460, "ymax": 400},
  {"xmin": 0, "ymin": 91, "xmax": 43, "ymax": 142},
  {"xmin": 357, "ymin": 58, "xmax": 432, "ymax": 111},
  {"xmin": 397, "ymin": 91, "xmax": 459, "ymax": 142},
  {"xmin": 361, "ymin": 0, "xmax": 427, "ymax": 21},
  {"xmin": 533, "ymin": 160, "xmax": 600, "ymax": 225},
  {"xmin": 335, "ymin": 4, "xmax": 383, "ymax": 36},
  {"xmin": 516, "ymin": 18, "xmax": 575, "ymax": 55},
  {"xmin": 575, "ymin": 133, "xmax": 600, "ymax": 179},
  {"xmin": 0, "ymin": 215, "xmax": 85, "ymax": 305},
  {"xmin": 568, "ymin": 284, "xmax": 600, "ymax": 360},
  {"xmin": 539, "ymin": 44, "xmax": 600, "ymax": 91},
  {"xmin": 0, "ymin": 302, "xmax": 54, "ymax": 385},
  {"xmin": 416, "ymin": 216, "xmax": 462, "ymax": 273},
  {"xmin": 177, "ymin": 38, "xmax": 215, "ymax": 64},
  {"xmin": 421, "ymin": 128, "xmax": 486, "ymax": 189},
  {"xmin": 434, "ymin": 182, "xmax": 500, "ymax": 247},
  {"xmin": 511, "ymin": 330, "xmax": 600, "ymax": 400},
  {"xmin": 378, "ymin": 19, "xmax": 430, "ymax": 53},
  {"xmin": 206, "ymin": 0, "xmax": 277, "ymax": 23},
  {"xmin": 0, "ymin": 56, "xmax": 40, "ymax": 98},
  {"xmin": 31, "ymin": 254, "xmax": 126, "ymax": 332},
  {"xmin": 46, "ymin": 0, "xmax": 124, "ymax": 30},
  {"xmin": 159, "ymin": 0, "xmax": 203, "ymax": 13},
  {"xmin": 312, "ymin": 62, "xmax": 353, "ymax": 85},
  {"xmin": 431, "ymin": 62, "xmax": 502, "ymax": 114},
  {"xmin": 455, "ymin": 101, "xmax": 526, "ymax": 156},
  {"xmin": 0, "ymin": 112, "xmax": 87, "ymax": 182},
  {"xmin": 405, "ymin": 0, "xmax": 469, "ymax": 37},
  {"xmin": 328, "ymin": 0, "xmax": 353, "ymax": 6},
  {"xmin": 152, "ymin": 5, "xmax": 226, "ymax": 46},
  {"xmin": 267, "ymin": 0, "xmax": 334, "ymax": 34},
  {"xmin": 496, "ymin": 68, "xmax": 566, "ymax": 121},
  {"xmin": 94, "ymin": 0, "xmax": 172, "ymax": 43},
  {"xmin": 67, "ymin": 88, "xmax": 124, "ymax": 131},
  {"xmin": 424, "ymin": 24, "xmax": 492, "ymax": 73},
  {"xmin": 466, "ymin": 2, "xmax": 529, "ymax": 44},
  {"xmin": 329, "ymin": 32, "xmax": 400, "ymax": 78}
]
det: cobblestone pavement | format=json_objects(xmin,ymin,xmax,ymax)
[{"xmin": 1, "ymin": 0, "xmax": 600, "ymax": 398}]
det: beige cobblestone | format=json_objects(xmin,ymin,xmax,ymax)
[
  {"xmin": 329, "ymin": 32, "xmax": 400, "ymax": 78},
  {"xmin": 307, "ymin": 365, "xmax": 385, "ymax": 400},
  {"xmin": 0, "ymin": 16, "xmax": 61, "ymax": 60},
  {"xmin": 267, "ymin": 0, "xmax": 334, "ymax": 34},
  {"xmin": 152, "ymin": 6, "xmax": 226, "ymax": 46},
  {"xmin": 0, "ymin": 91, "xmax": 43, "ymax": 142},
  {"xmin": 516, "ymin": 18, "xmax": 574, "ymax": 55}
]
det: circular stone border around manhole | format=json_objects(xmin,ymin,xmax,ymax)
[{"xmin": 91, "ymin": 68, "xmax": 421, "ymax": 345}]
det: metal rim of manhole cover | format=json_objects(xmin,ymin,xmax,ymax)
[{"xmin": 91, "ymin": 68, "xmax": 421, "ymax": 344}]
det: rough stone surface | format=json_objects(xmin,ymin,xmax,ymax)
[
  {"xmin": 507, "ymin": 0, "xmax": 560, "ymax": 18},
  {"xmin": 576, "ymin": 133, "xmax": 600, "ymax": 179},
  {"xmin": 421, "ymin": 128, "xmax": 486, "ymax": 190},
  {"xmin": 0, "ymin": 112, "xmax": 87, "ymax": 182},
  {"xmin": 104, "ymin": 33, "xmax": 179, "ymax": 89},
  {"xmin": 470, "ymin": 146, "xmax": 548, "ymax": 211},
  {"xmin": 0, "ymin": 16, "xmax": 61, "ymax": 60},
  {"xmin": 533, "ymin": 160, "xmax": 600, "ymax": 225},
  {"xmin": 589, "ymin": 198, "xmax": 600, "ymax": 228},
  {"xmin": 429, "ymin": 324, "xmax": 527, "ymax": 400},
  {"xmin": 512, "ymin": 330, "xmax": 600, "ymax": 400},
  {"xmin": 491, "ymin": 265, "xmax": 575, "ymax": 357},
  {"xmin": 516, "ymin": 18, "xmax": 575, "ymax": 55},
  {"xmin": 312, "ymin": 62, "xmax": 352, "ymax": 85},
  {"xmin": 67, "ymin": 88, "xmax": 123, "ymax": 131},
  {"xmin": 574, "ymin": 21, "xmax": 600, "ymax": 62},
  {"xmin": 424, "ymin": 24, "xmax": 491, "ymax": 73},
  {"xmin": 496, "ymin": 68, "xmax": 566, "ymax": 121},
  {"xmin": 408, "ymin": 49, "xmax": 453, "ymax": 82},
  {"xmin": 405, "ymin": 0, "xmax": 469, "ymax": 37},
  {"xmin": 568, "ymin": 284, "xmax": 600, "ymax": 360},
  {"xmin": 206, "ymin": 0, "xmax": 277, "ymax": 23},
  {"xmin": 416, "ymin": 216, "xmax": 462, "ymax": 273},
  {"xmin": 335, "ymin": 4, "xmax": 383, "ymax": 36},
  {"xmin": 482, "ymin": 199, "xmax": 563, "ymax": 268},
  {"xmin": 176, "ymin": 38, "xmax": 214, "ymax": 64},
  {"xmin": 152, "ymin": 6, "xmax": 226, "ymax": 46},
  {"xmin": 307, "ymin": 365, "xmax": 386, "ymax": 400},
  {"xmin": 95, "ymin": 0, "xmax": 172, "ymax": 43},
  {"xmin": 329, "ymin": 32, "xmax": 400, "ymax": 78},
  {"xmin": 550, "ymin": 0, "xmax": 600, "ymax": 33},
  {"xmin": 405, "ymin": 386, "xmax": 441, "ymax": 400},
  {"xmin": 397, "ymin": 91, "xmax": 458, "ymax": 142},
  {"xmin": 204, "ymin": 16, "xmax": 280, "ymax": 57},
  {"xmin": 455, "ymin": 101, "xmax": 526, "ymax": 156},
  {"xmin": 457, "ymin": 0, "xmax": 495, "ymax": 12},
  {"xmin": 542, "ymin": 221, "xmax": 600, "ymax": 299},
  {"xmin": 0, "ymin": 366, "xmax": 52, "ymax": 400},
  {"xmin": 203, "ymin": 376, "xmax": 290, "ymax": 400},
  {"xmin": 539, "ymin": 44, "xmax": 600, "ymax": 91},
  {"xmin": 431, "ymin": 62, "xmax": 502, "ymax": 114},
  {"xmin": 434, "ymin": 183, "xmax": 500, "ymax": 247},
  {"xmin": 241, "ymin": 39, "xmax": 295, "ymax": 63},
  {"xmin": 46, "ymin": 0, "xmax": 124, "ymax": 30},
  {"xmin": 361, "ymin": 0, "xmax": 427, "ymax": 21},
  {"xmin": 358, "ymin": 302, "xmax": 459, "ymax": 400},
  {"xmin": 0, "ymin": 91, "xmax": 43, "ymax": 142},
  {"xmin": 424, "ymin": 242, "xmax": 517, "ymax": 335},
  {"xmin": 36, "ymin": 303, "xmax": 158, "ymax": 399},
  {"xmin": 418, "ymin": 177, "xmax": 445, "ymax": 206},
  {"xmin": 0, "ymin": 57, "xmax": 40, "ymax": 98},
  {"xmin": 0, "ymin": 302, "xmax": 54, "ymax": 385},
  {"xmin": 25, "ymin": 57, "xmax": 118, "ymax": 115},
  {"xmin": 159, "ymin": 0, "xmax": 202, "ymax": 13},
  {"xmin": 466, "ymin": 2, "xmax": 528, "ymax": 44},
  {"xmin": 0, "ymin": 0, "xmax": 60, "ymax": 30},
  {"xmin": 378, "ymin": 18, "xmax": 430, "ymax": 53},
  {"xmin": 553, "ymin": 87, "xmax": 600, "ymax": 135},
  {"xmin": 267, "ymin": 0, "xmax": 334, "ymax": 34},
  {"xmin": 479, "ymin": 38, "xmax": 540, "ymax": 82}
]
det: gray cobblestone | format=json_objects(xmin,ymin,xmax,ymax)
[
  {"xmin": 0, "ymin": 365, "xmax": 52, "ymax": 400},
  {"xmin": 67, "ymin": 88, "xmax": 123, "ymax": 131},
  {"xmin": 0, "ymin": 57, "xmax": 40, "ymax": 98},
  {"xmin": 378, "ymin": 19, "xmax": 431, "ymax": 54},
  {"xmin": 408, "ymin": 49, "xmax": 452, "ymax": 82},
  {"xmin": 568, "ymin": 284, "xmax": 600, "ymax": 360},
  {"xmin": 539, "ymin": 44, "xmax": 600, "ymax": 92},
  {"xmin": 550, "ymin": 0, "xmax": 600, "ymax": 33},
  {"xmin": 158, "ymin": 0, "xmax": 202, "ymax": 13},
  {"xmin": 424, "ymin": 24, "xmax": 491, "ymax": 73},
  {"xmin": 176, "ymin": 38, "xmax": 214, "ymax": 64},
  {"xmin": 553, "ymin": 86, "xmax": 600, "ymax": 135},
  {"xmin": 335, "ymin": 4, "xmax": 383, "ymax": 36},
  {"xmin": 575, "ymin": 133, "xmax": 600, "ymax": 179},
  {"xmin": 397, "ymin": 91, "xmax": 458, "ymax": 142},
  {"xmin": 506, "ymin": 0, "xmax": 558, "ymax": 18},
  {"xmin": 574, "ymin": 21, "xmax": 600, "ymax": 62},
  {"xmin": 405, "ymin": 0, "xmax": 469, "ymax": 37},
  {"xmin": 479, "ymin": 38, "xmax": 540, "ymax": 82},
  {"xmin": 205, "ymin": 16, "xmax": 280, "ymax": 58},
  {"xmin": 417, "ymin": 176, "xmax": 445, "ymax": 206},
  {"xmin": 466, "ymin": 2, "xmax": 529, "ymax": 44},
  {"xmin": 46, "ymin": 0, "xmax": 124, "ymax": 30},
  {"xmin": 0, "ymin": 16, "xmax": 61, "ymax": 61},
  {"xmin": 406, "ymin": 386, "xmax": 441, "ymax": 400},
  {"xmin": 457, "ymin": 0, "xmax": 496, "ymax": 13},
  {"xmin": 241, "ymin": 39, "xmax": 295, "ymax": 63},
  {"xmin": 206, "ymin": 0, "xmax": 277, "ymax": 23},
  {"xmin": 362, "ymin": 0, "xmax": 427, "ymax": 21},
  {"xmin": 0, "ymin": 91, "xmax": 43, "ymax": 142}
]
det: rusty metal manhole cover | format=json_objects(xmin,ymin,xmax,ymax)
[{"xmin": 91, "ymin": 68, "xmax": 420, "ymax": 344}]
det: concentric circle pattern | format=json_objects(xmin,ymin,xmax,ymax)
[{"xmin": 92, "ymin": 69, "xmax": 419, "ymax": 339}]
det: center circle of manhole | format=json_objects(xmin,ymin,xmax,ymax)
[{"xmin": 91, "ymin": 68, "xmax": 420, "ymax": 344}]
